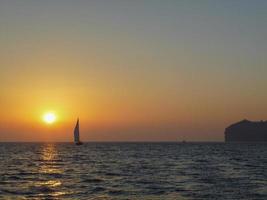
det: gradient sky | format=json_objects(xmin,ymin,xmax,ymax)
[{"xmin": 0, "ymin": 0, "xmax": 267, "ymax": 142}]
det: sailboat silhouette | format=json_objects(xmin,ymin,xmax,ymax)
[{"xmin": 74, "ymin": 118, "xmax": 83, "ymax": 145}]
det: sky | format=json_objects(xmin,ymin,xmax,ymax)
[{"xmin": 0, "ymin": 0, "xmax": 266, "ymax": 142}]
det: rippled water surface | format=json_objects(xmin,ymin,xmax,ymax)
[{"xmin": 0, "ymin": 142, "xmax": 266, "ymax": 199}]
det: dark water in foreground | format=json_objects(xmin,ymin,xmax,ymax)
[{"xmin": 0, "ymin": 143, "xmax": 266, "ymax": 200}]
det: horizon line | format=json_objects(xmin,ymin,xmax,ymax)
[{"xmin": 0, "ymin": 140, "xmax": 224, "ymax": 143}]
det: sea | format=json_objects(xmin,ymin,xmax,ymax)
[{"xmin": 0, "ymin": 142, "xmax": 266, "ymax": 200}]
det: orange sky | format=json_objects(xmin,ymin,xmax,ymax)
[{"xmin": 0, "ymin": 1, "xmax": 267, "ymax": 142}]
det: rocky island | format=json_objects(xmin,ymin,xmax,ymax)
[{"xmin": 225, "ymin": 120, "xmax": 267, "ymax": 142}]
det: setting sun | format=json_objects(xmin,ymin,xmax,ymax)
[{"xmin": 43, "ymin": 113, "xmax": 57, "ymax": 124}]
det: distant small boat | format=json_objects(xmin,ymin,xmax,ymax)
[
  {"xmin": 182, "ymin": 140, "xmax": 187, "ymax": 144},
  {"xmin": 74, "ymin": 118, "xmax": 83, "ymax": 145}
]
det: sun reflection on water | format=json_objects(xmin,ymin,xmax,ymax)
[
  {"xmin": 35, "ymin": 143, "xmax": 69, "ymax": 197},
  {"xmin": 39, "ymin": 143, "xmax": 62, "ymax": 174},
  {"xmin": 35, "ymin": 180, "xmax": 62, "ymax": 187}
]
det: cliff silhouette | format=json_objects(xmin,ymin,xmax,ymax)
[{"xmin": 225, "ymin": 120, "xmax": 267, "ymax": 142}]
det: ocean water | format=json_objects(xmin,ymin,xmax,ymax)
[{"xmin": 0, "ymin": 142, "xmax": 266, "ymax": 200}]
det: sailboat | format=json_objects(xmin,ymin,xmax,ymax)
[{"xmin": 74, "ymin": 118, "xmax": 83, "ymax": 145}]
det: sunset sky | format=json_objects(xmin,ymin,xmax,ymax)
[{"xmin": 0, "ymin": 0, "xmax": 266, "ymax": 142}]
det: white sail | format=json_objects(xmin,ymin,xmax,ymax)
[{"xmin": 74, "ymin": 118, "xmax": 80, "ymax": 143}]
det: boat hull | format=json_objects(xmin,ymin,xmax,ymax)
[{"xmin": 75, "ymin": 142, "xmax": 83, "ymax": 145}]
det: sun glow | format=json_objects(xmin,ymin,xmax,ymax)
[{"xmin": 43, "ymin": 112, "xmax": 57, "ymax": 124}]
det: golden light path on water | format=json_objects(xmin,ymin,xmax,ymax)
[{"xmin": 36, "ymin": 144, "xmax": 69, "ymax": 198}]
